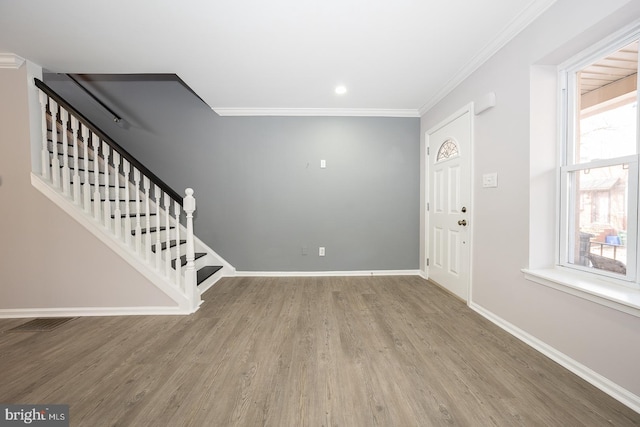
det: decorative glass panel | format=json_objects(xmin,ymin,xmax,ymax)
[{"xmin": 437, "ymin": 138, "xmax": 459, "ymax": 162}]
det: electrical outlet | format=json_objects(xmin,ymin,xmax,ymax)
[
  {"xmin": 319, "ymin": 247, "xmax": 325, "ymax": 256},
  {"xmin": 301, "ymin": 246, "xmax": 308, "ymax": 255}
]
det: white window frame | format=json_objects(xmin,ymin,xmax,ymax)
[
  {"xmin": 524, "ymin": 22, "xmax": 640, "ymax": 319},
  {"xmin": 558, "ymin": 25, "xmax": 640, "ymax": 287}
]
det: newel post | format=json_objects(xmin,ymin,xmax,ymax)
[{"xmin": 183, "ymin": 188, "xmax": 199, "ymax": 305}]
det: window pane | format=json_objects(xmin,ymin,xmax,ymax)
[
  {"xmin": 575, "ymin": 41, "xmax": 638, "ymax": 164},
  {"xmin": 567, "ymin": 164, "xmax": 628, "ymax": 275},
  {"xmin": 579, "ymin": 102, "xmax": 637, "ymax": 163}
]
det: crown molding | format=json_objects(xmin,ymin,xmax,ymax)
[
  {"xmin": 418, "ymin": 0, "xmax": 557, "ymax": 116},
  {"xmin": 213, "ymin": 107, "xmax": 420, "ymax": 118},
  {"xmin": 0, "ymin": 53, "xmax": 26, "ymax": 69}
]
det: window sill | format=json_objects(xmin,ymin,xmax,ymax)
[{"xmin": 522, "ymin": 267, "xmax": 640, "ymax": 318}]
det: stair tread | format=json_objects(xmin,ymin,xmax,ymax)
[
  {"xmin": 151, "ymin": 240, "xmax": 186, "ymax": 253},
  {"xmin": 131, "ymin": 226, "xmax": 175, "ymax": 236},
  {"xmin": 197, "ymin": 266, "xmax": 223, "ymax": 285},
  {"xmin": 171, "ymin": 252, "xmax": 206, "ymax": 269}
]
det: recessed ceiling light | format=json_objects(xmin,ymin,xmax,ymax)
[{"xmin": 335, "ymin": 85, "xmax": 347, "ymax": 95}]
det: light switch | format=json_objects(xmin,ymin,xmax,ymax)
[
  {"xmin": 482, "ymin": 173, "xmax": 498, "ymax": 188},
  {"xmin": 320, "ymin": 159, "xmax": 326, "ymax": 168}
]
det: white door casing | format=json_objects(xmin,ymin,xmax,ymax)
[{"xmin": 427, "ymin": 107, "xmax": 472, "ymax": 301}]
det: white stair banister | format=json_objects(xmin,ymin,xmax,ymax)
[
  {"xmin": 183, "ymin": 188, "xmax": 197, "ymax": 302},
  {"xmin": 102, "ymin": 142, "xmax": 111, "ymax": 231},
  {"xmin": 163, "ymin": 192, "xmax": 171, "ymax": 278},
  {"xmin": 133, "ymin": 169, "xmax": 142, "ymax": 254},
  {"xmin": 81, "ymin": 126, "xmax": 91, "ymax": 213},
  {"xmin": 91, "ymin": 132, "xmax": 101, "ymax": 222},
  {"xmin": 174, "ymin": 200, "xmax": 182, "ymax": 289},
  {"xmin": 70, "ymin": 116, "xmax": 81, "ymax": 204},
  {"xmin": 50, "ymin": 99, "xmax": 60, "ymax": 188},
  {"xmin": 39, "ymin": 92, "xmax": 49, "ymax": 180},
  {"xmin": 113, "ymin": 151, "xmax": 122, "ymax": 239},
  {"xmin": 154, "ymin": 185, "xmax": 162, "ymax": 270},
  {"xmin": 60, "ymin": 108, "xmax": 71, "ymax": 197},
  {"xmin": 143, "ymin": 177, "xmax": 152, "ymax": 262},
  {"xmin": 123, "ymin": 159, "xmax": 132, "ymax": 246}
]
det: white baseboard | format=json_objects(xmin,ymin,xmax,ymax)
[
  {"xmin": 0, "ymin": 305, "xmax": 195, "ymax": 318},
  {"xmin": 469, "ymin": 301, "xmax": 640, "ymax": 414},
  {"xmin": 234, "ymin": 269, "xmax": 421, "ymax": 277}
]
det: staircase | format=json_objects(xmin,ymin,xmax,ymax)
[{"xmin": 31, "ymin": 78, "xmax": 232, "ymax": 313}]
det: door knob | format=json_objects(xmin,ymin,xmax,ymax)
[{"xmin": 458, "ymin": 219, "xmax": 467, "ymax": 226}]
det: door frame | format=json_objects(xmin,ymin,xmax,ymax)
[{"xmin": 421, "ymin": 102, "xmax": 475, "ymax": 304}]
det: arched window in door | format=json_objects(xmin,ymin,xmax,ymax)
[{"xmin": 436, "ymin": 138, "xmax": 459, "ymax": 162}]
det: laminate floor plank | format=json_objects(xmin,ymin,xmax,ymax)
[{"xmin": 0, "ymin": 276, "xmax": 638, "ymax": 426}]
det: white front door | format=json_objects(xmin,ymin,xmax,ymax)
[{"xmin": 427, "ymin": 109, "xmax": 472, "ymax": 301}]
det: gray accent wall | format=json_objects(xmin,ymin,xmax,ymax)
[{"xmin": 45, "ymin": 75, "xmax": 420, "ymax": 271}]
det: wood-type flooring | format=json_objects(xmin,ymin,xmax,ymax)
[{"xmin": 0, "ymin": 276, "xmax": 638, "ymax": 426}]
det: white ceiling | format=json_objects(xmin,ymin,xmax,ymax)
[{"xmin": 0, "ymin": 0, "xmax": 556, "ymax": 117}]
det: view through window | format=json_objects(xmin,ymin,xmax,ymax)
[{"xmin": 563, "ymin": 39, "xmax": 639, "ymax": 279}]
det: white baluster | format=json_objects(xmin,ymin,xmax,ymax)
[
  {"xmin": 174, "ymin": 201, "xmax": 182, "ymax": 288},
  {"xmin": 39, "ymin": 92, "xmax": 50, "ymax": 180},
  {"xmin": 123, "ymin": 160, "xmax": 132, "ymax": 247},
  {"xmin": 113, "ymin": 152, "xmax": 122, "ymax": 239},
  {"xmin": 164, "ymin": 192, "xmax": 172, "ymax": 278},
  {"xmin": 50, "ymin": 99, "xmax": 60, "ymax": 188},
  {"xmin": 81, "ymin": 126, "xmax": 91, "ymax": 213},
  {"xmin": 70, "ymin": 117, "xmax": 81, "ymax": 204},
  {"xmin": 102, "ymin": 142, "xmax": 111, "ymax": 231},
  {"xmin": 154, "ymin": 185, "xmax": 162, "ymax": 270},
  {"xmin": 91, "ymin": 132, "xmax": 101, "ymax": 221},
  {"xmin": 184, "ymin": 188, "xmax": 198, "ymax": 303},
  {"xmin": 60, "ymin": 108, "xmax": 71, "ymax": 197},
  {"xmin": 133, "ymin": 169, "xmax": 142, "ymax": 254},
  {"xmin": 143, "ymin": 177, "xmax": 151, "ymax": 262}
]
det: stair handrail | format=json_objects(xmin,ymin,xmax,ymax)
[
  {"xmin": 34, "ymin": 78, "xmax": 183, "ymax": 206},
  {"xmin": 66, "ymin": 74, "xmax": 122, "ymax": 124}
]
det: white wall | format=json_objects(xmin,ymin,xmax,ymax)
[
  {"xmin": 0, "ymin": 64, "xmax": 177, "ymax": 314},
  {"xmin": 421, "ymin": 0, "xmax": 640, "ymax": 399}
]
